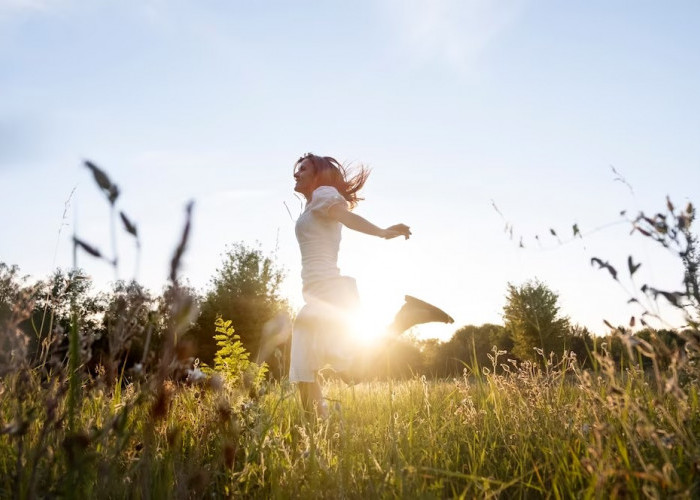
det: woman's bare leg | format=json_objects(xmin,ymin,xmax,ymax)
[{"xmin": 298, "ymin": 379, "xmax": 325, "ymax": 418}]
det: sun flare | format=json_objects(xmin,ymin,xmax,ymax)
[{"xmin": 347, "ymin": 300, "xmax": 396, "ymax": 347}]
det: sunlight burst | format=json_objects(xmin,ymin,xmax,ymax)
[{"xmin": 347, "ymin": 302, "xmax": 393, "ymax": 347}]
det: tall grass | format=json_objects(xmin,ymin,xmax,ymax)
[{"xmin": 1, "ymin": 342, "xmax": 698, "ymax": 498}]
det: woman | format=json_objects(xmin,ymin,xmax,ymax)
[{"xmin": 289, "ymin": 153, "xmax": 411, "ymax": 417}]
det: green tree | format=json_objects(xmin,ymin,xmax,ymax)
[
  {"xmin": 0, "ymin": 263, "xmax": 37, "ymax": 375},
  {"xmin": 93, "ymin": 280, "xmax": 157, "ymax": 380},
  {"xmin": 0, "ymin": 263, "xmax": 27, "ymax": 325},
  {"xmin": 362, "ymin": 335, "xmax": 424, "ymax": 380},
  {"xmin": 24, "ymin": 268, "xmax": 103, "ymax": 369},
  {"xmin": 564, "ymin": 324, "xmax": 595, "ymax": 368},
  {"xmin": 33, "ymin": 268, "xmax": 101, "ymax": 335},
  {"xmin": 503, "ymin": 279, "xmax": 570, "ymax": 362},
  {"xmin": 432, "ymin": 324, "xmax": 510, "ymax": 376},
  {"xmin": 191, "ymin": 243, "xmax": 288, "ymax": 371}
]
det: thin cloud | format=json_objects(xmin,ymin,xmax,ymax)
[
  {"xmin": 0, "ymin": 0, "xmax": 63, "ymax": 17},
  {"xmin": 382, "ymin": 0, "xmax": 526, "ymax": 73},
  {"xmin": 0, "ymin": 1, "xmax": 178, "ymax": 24}
]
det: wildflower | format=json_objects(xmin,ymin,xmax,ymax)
[{"xmin": 186, "ymin": 367, "xmax": 206, "ymax": 384}]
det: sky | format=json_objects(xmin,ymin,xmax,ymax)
[{"xmin": 1, "ymin": 0, "xmax": 699, "ymax": 342}]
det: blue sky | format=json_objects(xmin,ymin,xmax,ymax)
[{"xmin": 2, "ymin": 0, "xmax": 699, "ymax": 340}]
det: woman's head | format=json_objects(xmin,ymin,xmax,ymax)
[{"xmin": 293, "ymin": 153, "xmax": 369, "ymax": 208}]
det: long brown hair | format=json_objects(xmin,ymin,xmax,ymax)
[{"xmin": 294, "ymin": 153, "xmax": 370, "ymax": 209}]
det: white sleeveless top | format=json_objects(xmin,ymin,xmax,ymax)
[{"xmin": 295, "ymin": 186, "xmax": 349, "ymax": 285}]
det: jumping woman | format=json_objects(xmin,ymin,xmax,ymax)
[{"xmin": 289, "ymin": 153, "xmax": 451, "ymax": 418}]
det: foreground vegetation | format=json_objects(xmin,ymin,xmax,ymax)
[{"xmin": 1, "ymin": 342, "xmax": 698, "ymax": 498}]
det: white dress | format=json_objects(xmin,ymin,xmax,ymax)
[{"xmin": 289, "ymin": 186, "xmax": 360, "ymax": 382}]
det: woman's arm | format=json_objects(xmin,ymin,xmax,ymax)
[{"xmin": 328, "ymin": 204, "xmax": 411, "ymax": 240}]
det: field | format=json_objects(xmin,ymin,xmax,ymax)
[
  {"xmin": 2, "ymin": 167, "xmax": 698, "ymax": 497},
  {"xmin": 2, "ymin": 346, "xmax": 698, "ymax": 499}
]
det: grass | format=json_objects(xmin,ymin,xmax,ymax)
[{"xmin": 1, "ymin": 345, "xmax": 698, "ymax": 499}]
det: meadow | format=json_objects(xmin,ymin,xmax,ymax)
[
  {"xmin": 1, "ymin": 340, "xmax": 698, "ymax": 499},
  {"xmin": 2, "ymin": 164, "xmax": 698, "ymax": 498}
]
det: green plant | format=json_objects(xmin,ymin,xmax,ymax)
[{"xmin": 211, "ymin": 318, "xmax": 252, "ymax": 380}]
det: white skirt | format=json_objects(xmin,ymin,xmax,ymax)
[{"xmin": 289, "ymin": 276, "xmax": 360, "ymax": 382}]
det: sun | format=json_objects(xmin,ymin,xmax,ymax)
[{"xmin": 347, "ymin": 300, "xmax": 395, "ymax": 347}]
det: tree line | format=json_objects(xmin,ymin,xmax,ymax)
[
  {"xmin": 5, "ymin": 160, "xmax": 690, "ymax": 385},
  {"xmin": 2, "ymin": 243, "xmax": 690, "ymax": 383}
]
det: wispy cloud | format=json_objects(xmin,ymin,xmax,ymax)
[
  {"xmin": 0, "ymin": 0, "xmax": 180, "ymax": 25},
  {"xmin": 382, "ymin": 0, "xmax": 526, "ymax": 73},
  {"xmin": 0, "ymin": 0, "xmax": 63, "ymax": 17}
]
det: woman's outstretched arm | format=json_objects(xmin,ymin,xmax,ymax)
[{"xmin": 328, "ymin": 204, "xmax": 411, "ymax": 240}]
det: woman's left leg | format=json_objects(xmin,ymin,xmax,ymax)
[{"xmin": 298, "ymin": 378, "xmax": 327, "ymax": 418}]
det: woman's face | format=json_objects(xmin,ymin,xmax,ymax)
[{"xmin": 293, "ymin": 158, "xmax": 317, "ymax": 198}]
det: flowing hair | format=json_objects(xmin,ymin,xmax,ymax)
[{"xmin": 295, "ymin": 153, "xmax": 370, "ymax": 209}]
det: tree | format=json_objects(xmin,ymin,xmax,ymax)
[
  {"xmin": 21, "ymin": 268, "xmax": 104, "ymax": 369},
  {"xmin": 31, "ymin": 268, "xmax": 102, "ymax": 335},
  {"xmin": 191, "ymin": 243, "xmax": 289, "ymax": 371},
  {"xmin": 92, "ymin": 280, "xmax": 158, "ymax": 380},
  {"xmin": 503, "ymin": 279, "xmax": 570, "ymax": 362},
  {"xmin": 432, "ymin": 324, "xmax": 510, "ymax": 377},
  {"xmin": 565, "ymin": 324, "xmax": 595, "ymax": 368},
  {"xmin": 0, "ymin": 263, "xmax": 37, "ymax": 375},
  {"xmin": 0, "ymin": 263, "xmax": 27, "ymax": 325}
]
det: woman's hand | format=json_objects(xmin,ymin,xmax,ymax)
[{"xmin": 383, "ymin": 224, "xmax": 411, "ymax": 240}]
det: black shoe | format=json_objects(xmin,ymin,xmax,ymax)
[{"xmin": 389, "ymin": 295, "xmax": 454, "ymax": 335}]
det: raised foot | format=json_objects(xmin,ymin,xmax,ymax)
[{"xmin": 389, "ymin": 295, "xmax": 454, "ymax": 335}]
